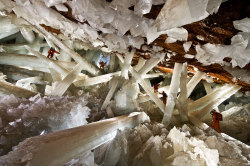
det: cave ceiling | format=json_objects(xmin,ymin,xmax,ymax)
[{"xmin": 1, "ymin": 0, "xmax": 250, "ymax": 90}]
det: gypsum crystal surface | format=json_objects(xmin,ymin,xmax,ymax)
[
  {"xmin": 0, "ymin": 0, "xmax": 249, "ymax": 165},
  {"xmin": 0, "ymin": 94, "xmax": 90, "ymax": 156},
  {"xmin": 154, "ymin": 0, "xmax": 210, "ymax": 31},
  {"xmin": 94, "ymin": 122, "xmax": 250, "ymax": 166},
  {"xmin": 195, "ymin": 17, "xmax": 250, "ymax": 69},
  {"xmin": 0, "ymin": 112, "xmax": 149, "ymax": 166},
  {"xmin": 9, "ymin": 0, "xmax": 221, "ymax": 53}
]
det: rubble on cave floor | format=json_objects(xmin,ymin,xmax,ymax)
[{"xmin": 92, "ymin": 122, "xmax": 250, "ymax": 166}]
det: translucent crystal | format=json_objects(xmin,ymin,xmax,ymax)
[
  {"xmin": 165, "ymin": 37, "xmax": 177, "ymax": 43},
  {"xmin": 0, "ymin": 112, "xmax": 149, "ymax": 165},
  {"xmin": 206, "ymin": 0, "xmax": 222, "ymax": 14},
  {"xmin": 42, "ymin": 0, "xmax": 67, "ymax": 7},
  {"xmin": 167, "ymin": 127, "xmax": 219, "ymax": 166},
  {"xmin": 134, "ymin": 0, "xmax": 152, "ymax": 16},
  {"xmin": 0, "ymin": 80, "xmax": 38, "ymax": 98},
  {"xmin": 0, "ymin": 17, "xmax": 19, "ymax": 40},
  {"xmin": 155, "ymin": 0, "xmax": 209, "ymax": 31},
  {"xmin": 195, "ymin": 42, "xmax": 250, "ymax": 68},
  {"xmin": 162, "ymin": 63, "xmax": 183, "ymax": 126},
  {"xmin": 20, "ymin": 27, "xmax": 35, "ymax": 43},
  {"xmin": 233, "ymin": 17, "xmax": 250, "ymax": 33},
  {"xmin": 166, "ymin": 27, "xmax": 188, "ymax": 41},
  {"xmin": 50, "ymin": 63, "xmax": 84, "ymax": 96},
  {"xmin": 183, "ymin": 41, "xmax": 192, "ymax": 52},
  {"xmin": 187, "ymin": 0, "xmax": 209, "ymax": 19}
]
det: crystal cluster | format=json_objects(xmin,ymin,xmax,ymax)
[
  {"xmin": 0, "ymin": 0, "xmax": 249, "ymax": 165},
  {"xmin": 94, "ymin": 123, "xmax": 250, "ymax": 166},
  {"xmin": 195, "ymin": 17, "xmax": 250, "ymax": 68},
  {"xmin": 5, "ymin": 0, "xmax": 221, "ymax": 53},
  {"xmin": 0, "ymin": 94, "xmax": 90, "ymax": 156}
]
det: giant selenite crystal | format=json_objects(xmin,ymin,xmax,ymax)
[
  {"xmin": 0, "ymin": 112, "xmax": 149, "ymax": 166},
  {"xmin": 0, "ymin": 94, "xmax": 90, "ymax": 156},
  {"xmin": 154, "ymin": 0, "xmax": 209, "ymax": 31}
]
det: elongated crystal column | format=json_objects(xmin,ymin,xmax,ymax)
[
  {"xmin": 116, "ymin": 53, "xmax": 165, "ymax": 113},
  {"xmin": 16, "ymin": 76, "xmax": 45, "ymax": 87},
  {"xmin": 121, "ymin": 50, "xmax": 135, "ymax": 79},
  {"xmin": 101, "ymin": 79, "xmax": 119, "ymax": 110},
  {"xmin": 134, "ymin": 57, "xmax": 146, "ymax": 72},
  {"xmin": 0, "ymin": 80, "xmax": 38, "ymax": 98},
  {"xmin": 191, "ymin": 84, "xmax": 241, "ymax": 119},
  {"xmin": 188, "ymin": 115, "xmax": 209, "ymax": 130},
  {"xmin": 138, "ymin": 54, "xmax": 165, "ymax": 77},
  {"xmin": 187, "ymin": 71, "xmax": 205, "ymax": 97},
  {"xmin": 137, "ymin": 85, "xmax": 170, "ymax": 104},
  {"xmin": 203, "ymin": 81, "xmax": 219, "ymax": 112},
  {"xmin": 176, "ymin": 63, "xmax": 188, "ymax": 122},
  {"xmin": 109, "ymin": 54, "xmax": 116, "ymax": 73},
  {"xmin": 26, "ymin": 46, "xmax": 69, "ymax": 78},
  {"xmin": 189, "ymin": 84, "xmax": 237, "ymax": 112},
  {"xmin": 0, "ymin": 112, "xmax": 149, "ymax": 166},
  {"xmin": 0, "ymin": 17, "xmax": 19, "ymax": 39},
  {"xmin": 162, "ymin": 63, "xmax": 182, "ymax": 126},
  {"xmin": 50, "ymin": 63, "xmax": 84, "ymax": 96},
  {"xmin": 34, "ymin": 24, "xmax": 100, "ymax": 76},
  {"xmin": 74, "ymin": 71, "xmax": 121, "ymax": 87},
  {"xmin": 20, "ymin": 27, "xmax": 35, "ymax": 43},
  {"xmin": 221, "ymin": 106, "xmax": 243, "ymax": 119},
  {"xmin": 0, "ymin": 53, "xmax": 76, "ymax": 72}
]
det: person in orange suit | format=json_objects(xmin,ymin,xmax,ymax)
[
  {"xmin": 153, "ymin": 83, "xmax": 160, "ymax": 93},
  {"xmin": 47, "ymin": 47, "xmax": 60, "ymax": 58},
  {"xmin": 161, "ymin": 91, "xmax": 167, "ymax": 105},
  {"xmin": 99, "ymin": 61, "xmax": 105, "ymax": 70},
  {"xmin": 210, "ymin": 110, "xmax": 223, "ymax": 133}
]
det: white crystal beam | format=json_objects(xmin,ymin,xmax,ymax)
[
  {"xmin": 134, "ymin": 57, "xmax": 146, "ymax": 71},
  {"xmin": 203, "ymin": 81, "xmax": 219, "ymax": 112},
  {"xmin": 188, "ymin": 84, "xmax": 236, "ymax": 112},
  {"xmin": 144, "ymin": 73, "xmax": 164, "ymax": 78},
  {"xmin": 26, "ymin": 46, "xmax": 69, "ymax": 78},
  {"xmin": 50, "ymin": 63, "xmax": 85, "ymax": 96},
  {"xmin": 0, "ymin": 112, "xmax": 149, "ymax": 166},
  {"xmin": 101, "ymin": 79, "xmax": 119, "ymax": 110},
  {"xmin": 138, "ymin": 54, "xmax": 165, "ymax": 77},
  {"xmin": 221, "ymin": 106, "xmax": 244, "ymax": 119},
  {"xmin": 109, "ymin": 54, "xmax": 116, "ymax": 73},
  {"xmin": 121, "ymin": 50, "xmax": 135, "ymax": 79},
  {"xmin": 191, "ymin": 84, "xmax": 241, "ymax": 119},
  {"xmin": 137, "ymin": 78, "xmax": 165, "ymax": 112},
  {"xmin": 158, "ymin": 85, "xmax": 170, "ymax": 93},
  {"xmin": 49, "ymin": 68, "xmax": 62, "ymax": 82},
  {"xmin": 187, "ymin": 71, "xmax": 205, "ymax": 97},
  {"xmin": 154, "ymin": 0, "xmax": 209, "ymax": 31},
  {"xmin": 0, "ymin": 53, "xmax": 76, "ymax": 72},
  {"xmin": 176, "ymin": 63, "xmax": 188, "ymax": 122},
  {"xmin": 188, "ymin": 115, "xmax": 209, "ymax": 130},
  {"xmin": 16, "ymin": 76, "xmax": 46, "ymax": 86},
  {"xmin": 0, "ymin": 17, "xmax": 19, "ymax": 39},
  {"xmin": 1, "ymin": 42, "xmax": 48, "ymax": 52},
  {"xmin": 0, "ymin": 29, "xmax": 19, "ymax": 39},
  {"xmin": 116, "ymin": 53, "xmax": 165, "ymax": 113},
  {"xmin": 137, "ymin": 85, "xmax": 170, "ymax": 104},
  {"xmin": 73, "ymin": 71, "xmax": 121, "ymax": 87},
  {"xmin": 161, "ymin": 63, "xmax": 183, "ymax": 126},
  {"xmin": 203, "ymin": 81, "xmax": 212, "ymax": 93},
  {"xmin": 0, "ymin": 80, "xmax": 38, "ymax": 98},
  {"xmin": 20, "ymin": 27, "xmax": 35, "ymax": 43},
  {"xmin": 34, "ymin": 24, "xmax": 101, "ymax": 76}
]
